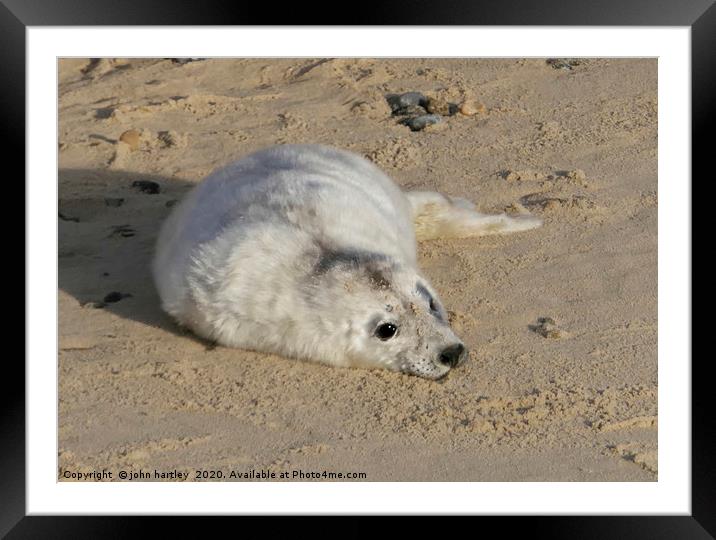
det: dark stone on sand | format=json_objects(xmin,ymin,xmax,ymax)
[
  {"xmin": 391, "ymin": 104, "xmax": 428, "ymax": 117},
  {"xmin": 402, "ymin": 114, "xmax": 442, "ymax": 132},
  {"xmin": 170, "ymin": 58, "xmax": 203, "ymax": 65},
  {"xmin": 530, "ymin": 316, "xmax": 566, "ymax": 339},
  {"xmin": 103, "ymin": 291, "xmax": 132, "ymax": 303},
  {"xmin": 546, "ymin": 58, "xmax": 582, "ymax": 70},
  {"xmin": 426, "ymin": 96, "xmax": 459, "ymax": 116},
  {"xmin": 386, "ymin": 92, "xmax": 428, "ymax": 113},
  {"xmin": 132, "ymin": 180, "xmax": 160, "ymax": 194}
]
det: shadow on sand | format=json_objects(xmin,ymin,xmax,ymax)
[{"xmin": 58, "ymin": 168, "xmax": 202, "ymax": 341}]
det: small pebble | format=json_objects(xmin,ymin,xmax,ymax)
[
  {"xmin": 532, "ymin": 317, "xmax": 567, "ymax": 339},
  {"xmin": 459, "ymin": 100, "xmax": 486, "ymax": 116},
  {"xmin": 391, "ymin": 104, "xmax": 427, "ymax": 117},
  {"xmin": 118, "ymin": 129, "xmax": 141, "ymax": 151},
  {"xmin": 132, "ymin": 180, "xmax": 160, "ymax": 194},
  {"xmin": 386, "ymin": 92, "xmax": 428, "ymax": 113},
  {"xmin": 104, "ymin": 198, "xmax": 124, "ymax": 207},
  {"xmin": 546, "ymin": 58, "xmax": 582, "ymax": 70},
  {"xmin": 426, "ymin": 97, "xmax": 458, "ymax": 116},
  {"xmin": 402, "ymin": 114, "xmax": 442, "ymax": 132},
  {"xmin": 170, "ymin": 58, "xmax": 202, "ymax": 65},
  {"xmin": 103, "ymin": 291, "xmax": 132, "ymax": 303}
]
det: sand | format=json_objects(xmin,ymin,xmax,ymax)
[{"xmin": 58, "ymin": 58, "xmax": 657, "ymax": 481}]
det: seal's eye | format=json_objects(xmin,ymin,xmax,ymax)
[
  {"xmin": 375, "ymin": 323, "xmax": 398, "ymax": 340},
  {"xmin": 429, "ymin": 298, "xmax": 438, "ymax": 313}
]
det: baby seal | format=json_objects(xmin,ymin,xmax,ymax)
[{"xmin": 153, "ymin": 144, "xmax": 541, "ymax": 379}]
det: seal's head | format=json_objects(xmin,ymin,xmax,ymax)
[{"xmin": 306, "ymin": 246, "xmax": 467, "ymax": 379}]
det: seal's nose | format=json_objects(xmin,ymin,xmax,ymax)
[{"xmin": 438, "ymin": 344, "xmax": 466, "ymax": 368}]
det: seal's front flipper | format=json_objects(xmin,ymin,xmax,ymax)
[{"xmin": 406, "ymin": 191, "xmax": 542, "ymax": 241}]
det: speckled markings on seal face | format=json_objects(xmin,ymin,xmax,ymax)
[{"xmin": 153, "ymin": 144, "xmax": 541, "ymax": 379}]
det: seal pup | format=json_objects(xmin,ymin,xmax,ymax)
[{"xmin": 153, "ymin": 144, "xmax": 541, "ymax": 379}]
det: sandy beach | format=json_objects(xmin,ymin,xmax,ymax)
[{"xmin": 58, "ymin": 58, "xmax": 657, "ymax": 481}]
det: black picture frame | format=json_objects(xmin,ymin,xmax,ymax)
[{"xmin": 8, "ymin": 0, "xmax": 707, "ymax": 537}]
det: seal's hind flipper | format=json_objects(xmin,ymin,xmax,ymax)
[{"xmin": 406, "ymin": 191, "xmax": 542, "ymax": 241}]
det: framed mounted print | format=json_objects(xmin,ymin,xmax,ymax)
[{"xmin": 9, "ymin": 0, "xmax": 708, "ymax": 536}]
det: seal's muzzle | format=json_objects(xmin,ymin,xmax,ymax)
[{"xmin": 437, "ymin": 343, "xmax": 466, "ymax": 368}]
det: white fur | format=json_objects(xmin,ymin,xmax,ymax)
[
  {"xmin": 407, "ymin": 191, "xmax": 542, "ymax": 241},
  {"xmin": 153, "ymin": 144, "xmax": 540, "ymax": 379}
]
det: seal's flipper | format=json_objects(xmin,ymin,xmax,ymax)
[{"xmin": 406, "ymin": 191, "xmax": 542, "ymax": 241}]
